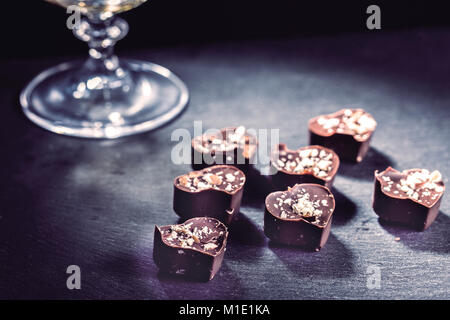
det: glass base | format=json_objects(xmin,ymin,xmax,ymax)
[{"xmin": 20, "ymin": 59, "xmax": 189, "ymax": 138}]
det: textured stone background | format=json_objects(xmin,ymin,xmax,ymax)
[{"xmin": 0, "ymin": 28, "xmax": 449, "ymax": 299}]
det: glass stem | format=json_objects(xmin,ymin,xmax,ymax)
[{"xmin": 73, "ymin": 15, "xmax": 129, "ymax": 91}]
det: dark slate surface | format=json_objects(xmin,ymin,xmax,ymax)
[{"xmin": 0, "ymin": 28, "xmax": 449, "ymax": 299}]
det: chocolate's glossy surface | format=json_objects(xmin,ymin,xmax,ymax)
[
  {"xmin": 154, "ymin": 217, "xmax": 228, "ymax": 281},
  {"xmin": 271, "ymin": 144, "xmax": 339, "ymax": 190},
  {"xmin": 173, "ymin": 165, "xmax": 245, "ymax": 224},
  {"xmin": 264, "ymin": 184, "xmax": 335, "ymax": 250},
  {"xmin": 309, "ymin": 109, "xmax": 376, "ymax": 162},
  {"xmin": 373, "ymin": 167, "xmax": 445, "ymax": 230},
  {"xmin": 191, "ymin": 126, "xmax": 257, "ymax": 172}
]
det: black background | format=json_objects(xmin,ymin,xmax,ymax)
[{"xmin": 2, "ymin": 0, "xmax": 450, "ymax": 59}]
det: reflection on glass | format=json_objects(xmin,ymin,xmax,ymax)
[{"xmin": 21, "ymin": 0, "xmax": 189, "ymax": 138}]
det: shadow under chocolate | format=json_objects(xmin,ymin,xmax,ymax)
[
  {"xmin": 155, "ymin": 262, "xmax": 245, "ymax": 299},
  {"xmin": 268, "ymin": 233, "xmax": 355, "ymax": 278},
  {"xmin": 228, "ymin": 212, "xmax": 267, "ymax": 247},
  {"xmin": 337, "ymin": 147, "xmax": 396, "ymax": 181},
  {"xmin": 330, "ymin": 187, "xmax": 358, "ymax": 226},
  {"xmin": 378, "ymin": 211, "xmax": 450, "ymax": 254},
  {"xmin": 241, "ymin": 165, "xmax": 272, "ymax": 209}
]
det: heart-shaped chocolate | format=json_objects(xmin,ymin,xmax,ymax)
[
  {"xmin": 309, "ymin": 108, "xmax": 377, "ymax": 162},
  {"xmin": 264, "ymin": 183, "xmax": 335, "ymax": 251},
  {"xmin": 373, "ymin": 167, "xmax": 445, "ymax": 230},
  {"xmin": 153, "ymin": 217, "xmax": 228, "ymax": 281},
  {"xmin": 271, "ymin": 144, "xmax": 339, "ymax": 190},
  {"xmin": 191, "ymin": 126, "xmax": 257, "ymax": 172},
  {"xmin": 174, "ymin": 165, "xmax": 245, "ymax": 224}
]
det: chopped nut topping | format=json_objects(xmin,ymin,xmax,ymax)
[
  {"xmin": 177, "ymin": 166, "xmax": 245, "ymax": 193},
  {"xmin": 193, "ymin": 126, "xmax": 256, "ymax": 156},
  {"xmin": 204, "ymin": 243, "xmax": 218, "ymax": 250},
  {"xmin": 378, "ymin": 167, "xmax": 445, "ymax": 207},
  {"xmin": 225, "ymin": 173, "xmax": 236, "ymax": 182},
  {"xmin": 291, "ymin": 193, "xmax": 322, "ymax": 219},
  {"xmin": 163, "ymin": 220, "xmax": 224, "ymax": 252},
  {"xmin": 273, "ymin": 146, "xmax": 335, "ymax": 179},
  {"xmin": 270, "ymin": 185, "xmax": 334, "ymax": 225},
  {"xmin": 179, "ymin": 176, "xmax": 190, "ymax": 187},
  {"xmin": 204, "ymin": 173, "xmax": 222, "ymax": 185},
  {"xmin": 313, "ymin": 109, "xmax": 376, "ymax": 139},
  {"xmin": 430, "ymin": 170, "xmax": 442, "ymax": 183}
]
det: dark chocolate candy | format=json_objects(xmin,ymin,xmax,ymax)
[
  {"xmin": 373, "ymin": 167, "xmax": 445, "ymax": 231},
  {"xmin": 309, "ymin": 108, "xmax": 377, "ymax": 162},
  {"xmin": 271, "ymin": 144, "xmax": 339, "ymax": 190},
  {"xmin": 153, "ymin": 217, "xmax": 228, "ymax": 281},
  {"xmin": 264, "ymin": 183, "xmax": 335, "ymax": 251},
  {"xmin": 173, "ymin": 165, "xmax": 246, "ymax": 224},
  {"xmin": 191, "ymin": 126, "xmax": 257, "ymax": 172}
]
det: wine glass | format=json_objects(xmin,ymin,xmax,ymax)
[{"xmin": 20, "ymin": 0, "xmax": 189, "ymax": 139}]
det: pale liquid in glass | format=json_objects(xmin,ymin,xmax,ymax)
[{"xmin": 47, "ymin": 0, "xmax": 148, "ymax": 14}]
